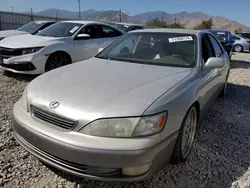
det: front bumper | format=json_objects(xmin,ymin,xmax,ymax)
[
  {"xmin": 13, "ymin": 101, "xmax": 178, "ymax": 181},
  {"xmin": 0, "ymin": 53, "xmax": 47, "ymax": 75}
]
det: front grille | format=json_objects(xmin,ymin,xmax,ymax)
[
  {"xmin": 32, "ymin": 106, "xmax": 77, "ymax": 129},
  {"xmin": 0, "ymin": 47, "xmax": 23, "ymax": 58}
]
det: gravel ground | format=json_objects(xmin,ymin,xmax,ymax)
[{"xmin": 1, "ymin": 53, "xmax": 250, "ymax": 188}]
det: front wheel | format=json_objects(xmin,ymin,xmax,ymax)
[
  {"xmin": 45, "ymin": 52, "xmax": 71, "ymax": 72},
  {"xmin": 170, "ymin": 105, "xmax": 198, "ymax": 164}
]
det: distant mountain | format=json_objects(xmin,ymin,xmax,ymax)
[
  {"xmin": 33, "ymin": 9, "xmax": 250, "ymax": 32},
  {"xmin": 134, "ymin": 11, "xmax": 250, "ymax": 31}
]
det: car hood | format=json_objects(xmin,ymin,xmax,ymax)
[
  {"xmin": 28, "ymin": 58, "xmax": 192, "ymax": 124},
  {"xmin": 0, "ymin": 30, "xmax": 29, "ymax": 38},
  {"xmin": 0, "ymin": 34, "xmax": 68, "ymax": 48}
]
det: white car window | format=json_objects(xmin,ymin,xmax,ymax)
[
  {"xmin": 37, "ymin": 22, "xmax": 83, "ymax": 37},
  {"xmin": 100, "ymin": 26, "xmax": 123, "ymax": 38}
]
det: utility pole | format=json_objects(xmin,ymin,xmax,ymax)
[
  {"xmin": 119, "ymin": 9, "xmax": 122, "ymax": 22},
  {"xmin": 174, "ymin": 17, "xmax": 177, "ymax": 24},
  {"xmin": 77, "ymin": 0, "xmax": 81, "ymax": 20},
  {"xmin": 10, "ymin": 6, "xmax": 14, "ymax": 13},
  {"xmin": 56, "ymin": 12, "xmax": 58, "ymax": 21},
  {"xmin": 31, "ymin": 8, "xmax": 33, "ymax": 21},
  {"xmin": 161, "ymin": 12, "xmax": 165, "ymax": 21}
]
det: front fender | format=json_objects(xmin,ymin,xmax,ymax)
[
  {"xmin": 40, "ymin": 42, "xmax": 75, "ymax": 61},
  {"xmin": 144, "ymin": 72, "xmax": 198, "ymax": 139}
]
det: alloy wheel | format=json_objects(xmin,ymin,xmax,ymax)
[{"xmin": 181, "ymin": 107, "xmax": 197, "ymax": 159}]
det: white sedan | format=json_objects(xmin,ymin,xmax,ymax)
[{"xmin": 0, "ymin": 21, "xmax": 124, "ymax": 74}]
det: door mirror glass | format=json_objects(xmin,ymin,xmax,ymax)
[
  {"xmin": 76, "ymin": 34, "xmax": 90, "ymax": 39},
  {"xmin": 205, "ymin": 57, "xmax": 225, "ymax": 68},
  {"xmin": 98, "ymin": 48, "xmax": 104, "ymax": 53}
]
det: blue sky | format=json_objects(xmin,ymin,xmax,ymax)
[{"xmin": 1, "ymin": 0, "xmax": 250, "ymax": 25}]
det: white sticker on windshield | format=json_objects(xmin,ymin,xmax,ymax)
[
  {"xmin": 69, "ymin": 26, "xmax": 79, "ymax": 33},
  {"xmin": 217, "ymin": 32, "xmax": 225, "ymax": 34},
  {"xmin": 169, "ymin": 36, "xmax": 193, "ymax": 43}
]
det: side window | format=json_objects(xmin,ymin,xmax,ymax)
[
  {"xmin": 81, "ymin": 25, "xmax": 101, "ymax": 39},
  {"xmin": 34, "ymin": 22, "xmax": 55, "ymax": 34},
  {"xmin": 202, "ymin": 34, "xmax": 215, "ymax": 63},
  {"xmin": 232, "ymin": 36, "xmax": 240, "ymax": 40},
  {"xmin": 208, "ymin": 35, "xmax": 223, "ymax": 57},
  {"xmin": 100, "ymin": 26, "xmax": 123, "ymax": 38}
]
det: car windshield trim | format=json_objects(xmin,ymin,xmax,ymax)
[
  {"xmin": 96, "ymin": 32, "xmax": 197, "ymax": 68},
  {"xmin": 36, "ymin": 22, "xmax": 83, "ymax": 38},
  {"xmin": 97, "ymin": 56, "xmax": 194, "ymax": 68}
]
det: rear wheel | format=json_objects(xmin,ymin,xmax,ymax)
[
  {"xmin": 170, "ymin": 105, "xmax": 198, "ymax": 164},
  {"xmin": 233, "ymin": 44, "xmax": 243, "ymax": 52},
  {"xmin": 45, "ymin": 52, "xmax": 71, "ymax": 72}
]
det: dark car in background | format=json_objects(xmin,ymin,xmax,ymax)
[{"xmin": 205, "ymin": 29, "xmax": 234, "ymax": 59}]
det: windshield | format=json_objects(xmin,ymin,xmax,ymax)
[
  {"xmin": 36, "ymin": 22, "xmax": 83, "ymax": 37},
  {"xmin": 17, "ymin": 21, "xmax": 43, "ymax": 33},
  {"xmin": 96, "ymin": 32, "xmax": 197, "ymax": 68}
]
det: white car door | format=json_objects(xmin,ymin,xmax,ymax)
[
  {"xmin": 73, "ymin": 24, "xmax": 103, "ymax": 62},
  {"xmin": 99, "ymin": 25, "xmax": 124, "ymax": 49}
]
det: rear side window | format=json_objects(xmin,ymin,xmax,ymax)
[
  {"xmin": 100, "ymin": 26, "xmax": 123, "ymax": 38},
  {"xmin": 232, "ymin": 36, "xmax": 241, "ymax": 40}
]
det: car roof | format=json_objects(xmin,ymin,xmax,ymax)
[
  {"xmin": 33, "ymin": 20, "xmax": 56, "ymax": 24},
  {"xmin": 130, "ymin": 28, "xmax": 205, "ymax": 35},
  {"xmin": 61, "ymin": 20, "xmax": 105, "ymax": 25},
  {"xmin": 205, "ymin": 29, "xmax": 230, "ymax": 33},
  {"xmin": 113, "ymin": 22, "xmax": 144, "ymax": 26}
]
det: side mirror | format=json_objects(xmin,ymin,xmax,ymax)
[
  {"xmin": 76, "ymin": 34, "xmax": 90, "ymax": 40},
  {"xmin": 98, "ymin": 48, "xmax": 104, "ymax": 53},
  {"xmin": 205, "ymin": 57, "xmax": 225, "ymax": 69}
]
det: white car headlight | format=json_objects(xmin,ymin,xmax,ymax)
[
  {"xmin": 79, "ymin": 112, "xmax": 167, "ymax": 138},
  {"xmin": 22, "ymin": 47, "xmax": 44, "ymax": 55},
  {"xmin": 20, "ymin": 87, "xmax": 28, "ymax": 112}
]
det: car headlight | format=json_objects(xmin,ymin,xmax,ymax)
[
  {"xmin": 22, "ymin": 47, "xmax": 44, "ymax": 55},
  {"xmin": 20, "ymin": 87, "xmax": 29, "ymax": 112},
  {"xmin": 79, "ymin": 112, "xmax": 167, "ymax": 138}
]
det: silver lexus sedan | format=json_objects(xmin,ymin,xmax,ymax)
[{"xmin": 13, "ymin": 29, "xmax": 230, "ymax": 181}]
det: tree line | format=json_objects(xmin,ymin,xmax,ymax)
[{"xmin": 146, "ymin": 18, "xmax": 245, "ymax": 33}]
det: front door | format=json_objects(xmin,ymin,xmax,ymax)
[{"xmin": 198, "ymin": 34, "xmax": 220, "ymax": 109}]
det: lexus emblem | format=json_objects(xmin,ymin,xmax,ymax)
[{"xmin": 49, "ymin": 101, "xmax": 60, "ymax": 109}]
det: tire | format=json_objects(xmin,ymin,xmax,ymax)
[
  {"xmin": 233, "ymin": 44, "xmax": 243, "ymax": 52},
  {"xmin": 45, "ymin": 52, "xmax": 72, "ymax": 72},
  {"xmin": 170, "ymin": 105, "xmax": 198, "ymax": 164}
]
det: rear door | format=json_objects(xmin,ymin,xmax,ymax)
[
  {"xmin": 99, "ymin": 25, "xmax": 123, "ymax": 49},
  {"xmin": 73, "ymin": 24, "xmax": 103, "ymax": 62}
]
